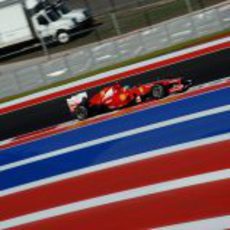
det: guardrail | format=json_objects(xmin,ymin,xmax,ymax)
[{"xmin": 0, "ymin": 1, "xmax": 229, "ymax": 100}]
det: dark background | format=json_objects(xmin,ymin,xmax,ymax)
[
  {"xmin": 66, "ymin": 0, "xmax": 224, "ymax": 16},
  {"xmin": 1, "ymin": 0, "xmax": 225, "ymax": 62}
]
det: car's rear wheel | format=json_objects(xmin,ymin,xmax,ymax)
[
  {"xmin": 75, "ymin": 105, "xmax": 88, "ymax": 120},
  {"xmin": 152, "ymin": 84, "xmax": 166, "ymax": 99}
]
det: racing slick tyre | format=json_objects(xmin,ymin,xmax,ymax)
[
  {"xmin": 181, "ymin": 79, "xmax": 193, "ymax": 91},
  {"xmin": 151, "ymin": 84, "xmax": 166, "ymax": 99},
  {"xmin": 75, "ymin": 105, "xmax": 88, "ymax": 120}
]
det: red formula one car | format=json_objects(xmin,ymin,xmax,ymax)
[{"xmin": 67, "ymin": 78, "xmax": 192, "ymax": 120}]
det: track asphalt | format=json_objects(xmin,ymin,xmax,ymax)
[{"xmin": 0, "ymin": 48, "xmax": 229, "ymax": 141}]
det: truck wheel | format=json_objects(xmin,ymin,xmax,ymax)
[
  {"xmin": 152, "ymin": 84, "xmax": 166, "ymax": 99},
  {"xmin": 75, "ymin": 106, "xmax": 88, "ymax": 120},
  {"xmin": 57, "ymin": 31, "xmax": 70, "ymax": 44}
]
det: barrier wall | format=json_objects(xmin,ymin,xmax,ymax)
[
  {"xmin": 1, "ymin": 35, "xmax": 230, "ymax": 115},
  {"xmin": 0, "ymin": 46, "xmax": 229, "ymax": 140},
  {"xmin": 0, "ymin": 1, "xmax": 229, "ymax": 99}
]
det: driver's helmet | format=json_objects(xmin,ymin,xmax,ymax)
[{"xmin": 123, "ymin": 85, "xmax": 130, "ymax": 91}]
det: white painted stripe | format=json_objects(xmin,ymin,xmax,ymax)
[
  {"xmin": 2, "ymin": 133, "xmax": 229, "ymax": 197},
  {"xmin": 2, "ymin": 169, "xmax": 229, "ymax": 229},
  {"xmin": 46, "ymin": 69, "xmax": 68, "ymax": 78},
  {"xmin": 1, "ymin": 36, "xmax": 229, "ymax": 109},
  {"xmin": 1, "ymin": 105, "xmax": 229, "ymax": 172},
  {"xmin": 0, "ymin": 138, "xmax": 14, "ymax": 146},
  {"xmin": 155, "ymin": 216, "xmax": 230, "ymax": 230}
]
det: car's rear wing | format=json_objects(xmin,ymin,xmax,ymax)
[{"xmin": 66, "ymin": 92, "xmax": 88, "ymax": 113}]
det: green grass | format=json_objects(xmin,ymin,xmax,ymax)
[{"xmin": 1, "ymin": 28, "xmax": 229, "ymax": 104}]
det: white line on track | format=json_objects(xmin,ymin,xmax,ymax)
[
  {"xmin": 2, "ymin": 133, "xmax": 230, "ymax": 196},
  {"xmin": 1, "ymin": 105, "xmax": 229, "ymax": 172},
  {"xmin": 2, "ymin": 169, "xmax": 229, "ymax": 229},
  {"xmin": 154, "ymin": 215, "xmax": 230, "ymax": 230}
]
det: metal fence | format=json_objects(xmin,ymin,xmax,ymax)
[
  {"xmin": 1, "ymin": 0, "xmax": 225, "ymax": 59},
  {"xmin": 0, "ymin": 1, "xmax": 229, "ymax": 99},
  {"xmin": 68, "ymin": 0, "xmax": 225, "ymax": 17}
]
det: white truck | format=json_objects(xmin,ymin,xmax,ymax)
[
  {"xmin": 0, "ymin": 0, "xmax": 93, "ymax": 49},
  {"xmin": 53, "ymin": 0, "xmax": 93, "ymax": 29}
]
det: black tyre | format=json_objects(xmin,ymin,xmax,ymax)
[
  {"xmin": 151, "ymin": 84, "xmax": 166, "ymax": 99},
  {"xmin": 75, "ymin": 105, "xmax": 88, "ymax": 120},
  {"xmin": 57, "ymin": 31, "xmax": 70, "ymax": 44}
]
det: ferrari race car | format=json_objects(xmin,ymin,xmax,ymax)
[{"xmin": 67, "ymin": 78, "xmax": 192, "ymax": 120}]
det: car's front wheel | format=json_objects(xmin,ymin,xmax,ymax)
[
  {"xmin": 75, "ymin": 105, "xmax": 88, "ymax": 120},
  {"xmin": 151, "ymin": 84, "xmax": 166, "ymax": 99}
]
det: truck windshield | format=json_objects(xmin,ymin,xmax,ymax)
[
  {"xmin": 56, "ymin": 2, "xmax": 70, "ymax": 14},
  {"xmin": 46, "ymin": 9, "xmax": 60, "ymax": 21}
]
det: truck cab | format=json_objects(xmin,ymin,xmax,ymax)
[
  {"xmin": 53, "ymin": 0, "xmax": 93, "ymax": 29},
  {"xmin": 26, "ymin": 0, "xmax": 78, "ymax": 43},
  {"xmin": 0, "ymin": 0, "xmax": 94, "ymax": 50},
  {"xmin": 31, "ymin": 6, "xmax": 77, "ymax": 43}
]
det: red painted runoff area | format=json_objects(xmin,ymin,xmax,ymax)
[
  {"xmin": 1, "ymin": 39, "xmax": 229, "ymax": 230},
  {"xmin": 2, "ymin": 140, "xmax": 229, "ymax": 221},
  {"xmin": 13, "ymin": 180, "xmax": 230, "ymax": 230}
]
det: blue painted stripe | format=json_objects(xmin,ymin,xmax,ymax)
[
  {"xmin": 1, "ymin": 111, "xmax": 229, "ymax": 190},
  {"xmin": 1, "ymin": 87, "xmax": 229, "ymax": 166}
]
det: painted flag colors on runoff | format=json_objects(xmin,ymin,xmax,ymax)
[{"xmin": 1, "ymin": 81, "xmax": 229, "ymax": 229}]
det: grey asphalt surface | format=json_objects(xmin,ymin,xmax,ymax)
[
  {"xmin": 67, "ymin": 0, "xmax": 140, "ymax": 15},
  {"xmin": 66, "ymin": 0, "xmax": 223, "ymax": 15},
  {"xmin": 1, "ymin": 47, "xmax": 229, "ymax": 141}
]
